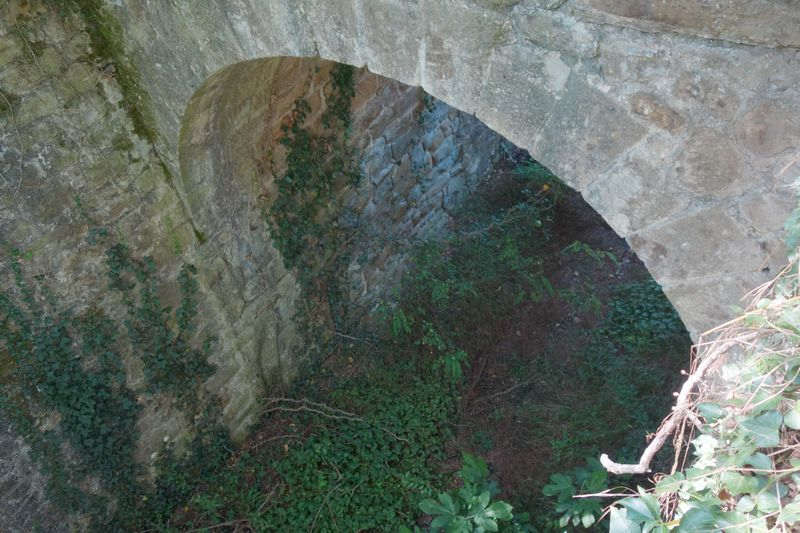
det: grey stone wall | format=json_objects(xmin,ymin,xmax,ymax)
[
  {"xmin": 110, "ymin": 0, "xmax": 800, "ymax": 336},
  {"xmin": 179, "ymin": 57, "xmax": 507, "ymax": 425},
  {"xmin": 0, "ymin": 9, "xmax": 508, "ymax": 526},
  {"xmin": 3, "ymin": 0, "xmax": 800, "ymax": 528}
]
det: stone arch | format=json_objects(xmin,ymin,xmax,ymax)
[
  {"xmin": 118, "ymin": 0, "xmax": 800, "ymax": 341},
  {"xmin": 179, "ymin": 56, "xmax": 521, "ymax": 436}
]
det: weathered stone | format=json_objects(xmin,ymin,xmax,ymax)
[
  {"xmin": 629, "ymin": 205, "xmax": 765, "ymax": 284},
  {"xmin": 673, "ymin": 71, "xmax": 740, "ymax": 122},
  {"xmin": 515, "ymin": 10, "xmax": 599, "ymax": 58},
  {"xmin": 568, "ymin": 0, "xmax": 800, "ymax": 48},
  {"xmin": 678, "ymin": 129, "xmax": 747, "ymax": 196},
  {"xmin": 630, "ymin": 92, "xmax": 684, "ymax": 132},
  {"xmin": 736, "ymin": 101, "xmax": 800, "ymax": 157},
  {"xmin": 0, "ymin": 419, "xmax": 67, "ymax": 533},
  {"xmin": 4, "ymin": 1, "xmax": 800, "ymax": 525}
]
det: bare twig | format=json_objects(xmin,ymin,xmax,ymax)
[
  {"xmin": 262, "ymin": 397, "xmax": 409, "ymax": 443},
  {"xmin": 470, "ymin": 379, "xmax": 533, "ymax": 404},
  {"xmin": 334, "ymin": 330, "xmax": 374, "ymax": 344},
  {"xmin": 185, "ymin": 518, "xmax": 250, "ymax": 532},
  {"xmin": 600, "ymin": 335, "xmax": 752, "ymax": 475}
]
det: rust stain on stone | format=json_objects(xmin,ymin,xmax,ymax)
[{"xmin": 630, "ymin": 92, "xmax": 684, "ymax": 132}]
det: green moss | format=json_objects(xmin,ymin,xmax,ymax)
[
  {"xmin": 111, "ymin": 132, "xmax": 134, "ymax": 152},
  {"xmin": 59, "ymin": 0, "xmax": 158, "ymax": 143},
  {"xmin": 0, "ymin": 88, "xmax": 21, "ymax": 116},
  {"xmin": 29, "ymin": 40, "xmax": 47, "ymax": 57}
]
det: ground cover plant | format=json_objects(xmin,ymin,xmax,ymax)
[
  {"xmin": 594, "ymin": 257, "xmax": 800, "ymax": 532},
  {"xmin": 0, "ymin": 55, "xmax": 692, "ymax": 530}
]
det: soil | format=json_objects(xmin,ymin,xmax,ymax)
[{"xmin": 449, "ymin": 151, "xmax": 689, "ymax": 512}]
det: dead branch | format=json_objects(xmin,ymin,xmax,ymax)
[
  {"xmin": 600, "ymin": 334, "xmax": 752, "ymax": 475},
  {"xmin": 262, "ymin": 397, "xmax": 409, "ymax": 443}
]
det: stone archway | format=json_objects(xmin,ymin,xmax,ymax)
[
  {"xmin": 112, "ymin": 0, "xmax": 800, "ymax": 337},
  {"xmin": 178, "ymin": 56, "xmax": 521, "ymax": 436}
]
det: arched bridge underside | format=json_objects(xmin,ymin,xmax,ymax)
[{"xmin": 121, "ymin": 0, "xmax": 800, "ymax": 336}]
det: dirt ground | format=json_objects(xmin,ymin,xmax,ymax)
[{"xmin": 450, "ymin": 156, "xmax": 688, "ymax": 512}]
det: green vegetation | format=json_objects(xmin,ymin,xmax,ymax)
[
  {"xmin": 266, "ymin": 63, "xmax": 359, "ymax": 275},
  {"xmin": 0, "ymin": 247, "xmax": 140, "ymax": 498},
  {"xmin": 154, "ymin": 371, "xmax": 455, "ymax": 531},
  {"xmin": 542, "ymin": 459, "xmax": 608, "ymax": 530},
  {"xmin": 0, "ymin": 53, "xmax": 693, "ymax": 530},
  {"xmin": 0, "ymin": 88, "xmax": 20, "ymax": 116},
  {"xmin": 0, "ymin": 229, "xmax": 216, "ymax": 529},
  {"xmin": 105, "ymin": 244, "xmax": 214, "ymax": 402},
  {"xmin": 416, "ymin": 454, "xmax": 521, "ymax": 532},
  {"xmin": 386, "ymin": 161, "xmax": 559, "ymax": 389},
  {"xmin": 600, "ymin": 260, "xmax": 800, "ymax": 531}
]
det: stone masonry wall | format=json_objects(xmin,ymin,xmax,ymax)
[
  {"xmin": 111, "ymin": 0, "xmax": 800, "ymax": 337},
  {"xmin": 0, "ymin": 7, "xmax": 508, "ymax": 527},
  {"xmin": 3, "ymin": 0, "xmax": 800, "ymax": 529}
]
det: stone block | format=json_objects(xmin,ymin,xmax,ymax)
[
  {"xmin": 569, "ymin": 0, "xmax": 800, "ymax": 48},
  {"xmin": 515, "ymin": 10, "xmax": 599, "ymax": 58},
  {"xmin": 736, "ymin": 101, "xmax": 800, "ymax": 157},
  {"xmin": 628, "ymin": 205, "xmax": 765, "ymax": 283},
  {"xmin": 678, "ymin": 129, "xmax": 748, "ymax": 196}
]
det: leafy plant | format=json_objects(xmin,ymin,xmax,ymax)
[
  {"xmin": 0, "ymin": 233, "xmax": 219, "ymax": 529},
  {"xmin": 542, "ymin": 458, "xmax": 609, "ymax": 530},
  {"xmin": 419, "ymin": 453, "xmax": 515, "ymax": 532},
  {"xmin": 104, "ymin": 243, "xmax": 215, "ymax": 402},
  {"xmin": 604, "ymin": 259, "xmax": 800, "ymax": 532},
  {"xmin": 0, "ymin": 248, "xmax": 140, "ymax": 494},
  {"xmin": 562, "ymin": 241, "xmax": 619, "ymax": 267},
  {"xmin": 266, "ymin": 65, "xmax": 359, "ymax": 275}
]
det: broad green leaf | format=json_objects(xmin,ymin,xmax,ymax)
[
  {"xmin": 685, "ymin": 467, "xmax": 715, "ymax": 491},
  {"xmin": 736, "ymin": 495, "xmax": 755, "ymax": 513},
  {"xmin": 744, "ymin": 452, "xmax": 772, "ymax": 471},
  {"xmin": 477, "ymin": 491, "xmax": 490, "ymax": 510},
  {"xmin": 609, "ymin": 507, "xmax": 641, "ymax": 533},
  {"xmin": 485, "ymin": 501, "xmax": 512, "ymax": 520},
  {"xmin": 439, "ymin": 492, "xmax": 458, "ymax": 514},
  {"xmin": 756, "ymin": 491, "xmax": 779, "ymax": 513},
  {"xmin": 698, "ymin": 403, "xmax": 726, "ymax": 422},
  {"xmin": 785, "ymin": 402, "xmax": 800, "ymax": 430},
  {"xmin": 779, "ymin": 306, "xmax": 800, "ymax": 333},
  {"xmin": 677, "ymin": 507, "xmax": 718, "ymax": 532},
  {"xmin": 447, "ymin": 516, "xmax": 470, "ymax": 533},
  {"xmin": 542, "ymin": 473, "xmax": 573, "ymax": 497},
  {"xmin": 781, "ymin": 501, "xmax": 800, "ymax": 524},
  {"xmin": 430, "ymin": 514, "xmax": 452, "ymax": 530},
  {"xmin": 420, "ymin": 498, "xmax": 450, "ymax": 516},
  {"xmin": 719, "ymin": 471, "xmax": 759, "ymax": 495},
  {"xmin": 748, "ymin": 390, "xmax": 781, "ymax": 416},
  {"xmin": 620, "ymin": 496, "xmax": 658, "ymax": 523},
  {"xmin": 740, "ymin": 410, "xmax": 782, "ymax": 448},
  {"xmin": 638, "ymin": 489, "xmax": 661, "ymax": 520},
  {"xmin": 654, "ymin": 473, "xmax": 684, "ymax": 495},
  {"xmin": 717, "ymin": 510, "xmax": 759, "ymax": 529},
  {"xmin": 581, "ymin": 511, "xmax": 596, "ymax": 528},
  {"xmin": 473, "ymin": 513, "xmax": 499, "ymax": 532}
]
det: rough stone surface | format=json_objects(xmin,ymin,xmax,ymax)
[
  {"xmin": 3, "ymin": 0, "xmax": 800, "ymax": 527},
  {"xmin": 103, "ymin": 0, "xmax": 797, "ymax": 342},
  {"xmin": 0, "ymin": 419, "xmax": 67, "ymax": 533}
]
